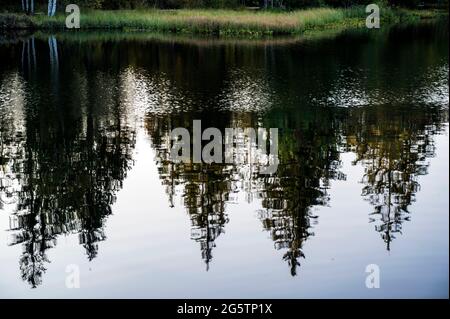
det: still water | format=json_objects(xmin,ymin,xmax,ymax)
[{"xmin": 0, "ymin": 20, "xmax": 448, "ymax": 298}]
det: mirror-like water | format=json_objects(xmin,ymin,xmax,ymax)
[{"xmin": 0, "ymin": 20, "xmax": 448, "ymax": 298}]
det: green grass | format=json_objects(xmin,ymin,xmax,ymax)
[
  {"xmin": 1, "ymin": 7, "xmax": 447, "ymax": 36},
  {"xmin": 31, "ymin": 8, "xmax": 347, "ymax": 35}
]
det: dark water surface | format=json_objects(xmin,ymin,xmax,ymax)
[{"xmin": 0, "ymin": 20, "xmax": 448, "ymax": 298}]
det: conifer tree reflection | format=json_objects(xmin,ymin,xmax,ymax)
[
  {"xmin": 258, "ymin": 108, "xmax": 345, "ymax": 276},
  {"xmin": 0, "ymin": 40, "xmax": 137, "ymax": 286},
  {"xmin": 146, "ymin": 114, "xmax": 232, "ymax": 270},
  {"xmin": 344, "ymin": 104, "xmax": 447, "ymax": 250}
]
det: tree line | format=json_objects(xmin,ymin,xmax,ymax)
[{"xmin": 2, "ymin": 0, "xmax": 448, "ymax": 13}]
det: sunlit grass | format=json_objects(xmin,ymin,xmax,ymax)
[
  {"xmin": 31, "ymin": 8, "xmax": 348, "ymax": 35},
  {"xmin": 5, "ymin": 7, "xmax": 446, "ymax": 36},
  {"xmin": 30, "ymin": 8, "xmax": 364, "ymax": 35}
]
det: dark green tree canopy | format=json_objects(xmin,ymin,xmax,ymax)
[{"xmin": 1, "ymin": 0, "xmax": 448, "ymax": 11}]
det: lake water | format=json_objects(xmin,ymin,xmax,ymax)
[{"xmin": 0, "ymin": 19, "xmax": 448, "ymax": 298}]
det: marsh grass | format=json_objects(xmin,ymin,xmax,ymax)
[
  {"xmin": 30, "ymin": 8, "xmax": 345, "ymax": 35},
  {"xmin": 8, "ymin": 7, "xmax": 447, "ymax": 36}
]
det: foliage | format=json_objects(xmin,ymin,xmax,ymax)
[
  {"xmin": 0, "ymin": 0, "xmax": 448, "ymax": 12},
  {"xmin": 0, "ymin": 13, "xmax": 35, "ymax": 28}
]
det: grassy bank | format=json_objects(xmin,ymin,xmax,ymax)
[{"xmin": 1, "ymin": 7, "xmax": 447, "ymax": 36}]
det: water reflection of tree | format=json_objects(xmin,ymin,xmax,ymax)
[
  {"xmin": 146, "ymin": 114, "xmax": 234, "ymax": 270},
  {"xmin": 146, "ymin": 108, "xmax": 346, "ymax": 275},
  {"xmin": 258, "ymin": 109, "xmax": 345, "ymax": 276},
  {"xmin": 0, "ymin": 44, "xmax": 137, "ymax": 287},
  {"xmin": 344, "ymin": 104, "xmax": 448, "ymax": 250}
]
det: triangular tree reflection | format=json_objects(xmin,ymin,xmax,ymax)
[
  {"xmin": 344, "ymin": 104, "xmax": 447, "ymax": 250},
  {"xmin": 146, "ymin": 114, "xmax": 233, "ymax": 270},
  {"xmin": 258, "ymin": 108, "xmax": 345, "ymax": 276},
  {"xmin": 0, "ymin": 41, "xmax": 137, "ymax": 287}
]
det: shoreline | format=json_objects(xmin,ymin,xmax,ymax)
[
  {"xmin": 2, "ymin": 19, "xmax": 445, "ymax": 48},
  {"xmin": 0, "ymin": 7, "xmax": 447, "ymax": 37}
]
